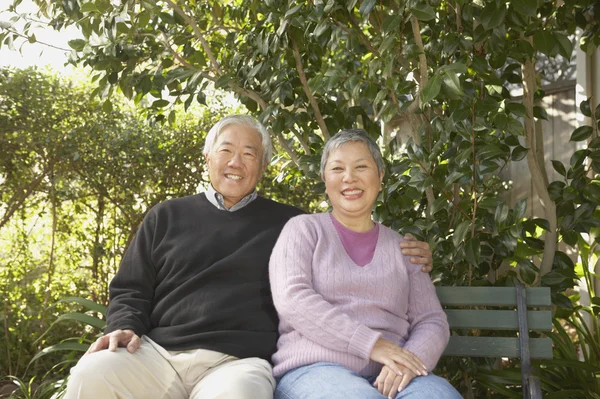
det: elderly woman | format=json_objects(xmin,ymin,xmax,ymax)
[{"xmin": 269, "ymin": 129, "xmax": 461, "ymax": 399}]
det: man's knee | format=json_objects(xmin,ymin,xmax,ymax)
[
  {"xmin": 193, "ymin": 358, "xmax": 275, "ymax": 399},
  {"xmin": 218, "ymin": 374, "xmax": 274, "ymax": 399},
  {"xmin": 65, "ymin": 351, "xmax": 126, "ymax": 398}
]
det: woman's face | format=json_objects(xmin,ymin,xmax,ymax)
[{"xmin": 323, "ymin": 141, "xmax": 384, "ymax": 221}]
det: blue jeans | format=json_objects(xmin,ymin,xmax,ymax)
[{"xmin": 275, "ymin": 362, "xmax": 462, "ymax": 399}]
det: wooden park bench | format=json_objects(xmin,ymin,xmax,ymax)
[{"xmin": 436, "ymin": 282, "xmax": 553, "ymax": 399}]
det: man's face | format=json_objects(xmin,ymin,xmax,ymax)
[{"xmin": 206, "ymin": 124, "xmax": 264, "ymax": 208}]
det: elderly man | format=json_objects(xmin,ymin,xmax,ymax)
[{"xmin": 64, "ymin": 115, "xmax": 433, "ymax": 399}]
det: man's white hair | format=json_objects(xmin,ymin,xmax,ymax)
[{"xmin": 203, "ymin": 115, "xmax": 272, "ymax": 165}]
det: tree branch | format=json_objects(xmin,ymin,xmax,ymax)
[
  {"xmin": 290, "ymin": 125, "xmax": 312, "ymax": 155},
  {"xmin": 0, "ymin": 164, "xmax": 52, "ymax": 231},
  {"xmin": 273, "ymin": 129, "xmax": 300, "ymax": 167},
  {"xmin": 163, "ymin": 0, "xmax": 222, "ymax": 75},
  {"xmin": 160, "ymin": 32, "xmax": 195, "ymax": 70},
  {"xmin": 291, "ymin": 37, "xmax": 330, "ymax": 140},
  {"xmin": 3, "ymin": 28, "xmax": 70, "ymax": 51}
]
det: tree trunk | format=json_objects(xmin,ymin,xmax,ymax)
[{"xmin": 521, "ymin": 46, "xmax": 558, "ymax": 281}]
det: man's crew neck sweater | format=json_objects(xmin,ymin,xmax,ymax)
[{"xmin": 106, "ymin": 193, "xmax": 303, "ymax": 360}]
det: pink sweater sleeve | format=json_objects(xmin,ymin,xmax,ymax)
[
  {"xmin": 269, "ymin": 217, "xmax": 381, "ymax": 360},
  {"xmin": 402, "ymin": 255, "xmax": 450, "ymax": 371}
]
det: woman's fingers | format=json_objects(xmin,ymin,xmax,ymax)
[
  {"xmin": 398, "ymin": 369, "xmax": 417, "ymax": 393},
  {"xmin": 389, "ymin": 351, "xmax": 427, "ymax": 376}
]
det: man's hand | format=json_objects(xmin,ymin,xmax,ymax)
[
  {"xmin": 373, "ymin": 365, "xmax": 417, "ymax": 398},
  {"xmin": 87, "ymin": 329, "xmax": 141, "ymax": 354},
  {"xmin": 369, "ymin": 338, "xmax": 427, "ymax": 378},
  {"xmin": 400, "ymin": 234, "xmax": 433, "ymax": 273}
]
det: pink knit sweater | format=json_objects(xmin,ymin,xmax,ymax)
[{"xmin": 269, "ymin": 213, "xmax": 449, "ymax": 377}]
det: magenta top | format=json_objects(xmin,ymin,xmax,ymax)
[{"xmin": 330, "ymin": 214, "xmax": 379, "ymax": 267}]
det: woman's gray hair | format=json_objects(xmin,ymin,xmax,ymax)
[
  {"xmin": 203, "ymin": 115, "xmax": 272, "ymax": 165},
  {"xmin": 320, "ymin": 129, "xmax": 385, "ymax": 177}
]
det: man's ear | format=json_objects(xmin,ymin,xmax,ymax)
[{"xmin": 379, "ymin": 170, "xmax": 385, "ymax": 191}]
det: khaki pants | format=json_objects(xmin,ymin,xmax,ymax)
[{"xmin": 64, "ymin": 336, "xmax": 275, "ymax": 399}]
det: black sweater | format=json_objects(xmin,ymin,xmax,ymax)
[{"xmin": 105, "ymin": 194, "xmax": 304, "ymax": 360}]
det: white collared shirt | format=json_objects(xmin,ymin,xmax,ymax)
[{"xmin": 205, "ymin": 184, "xmax": 258, "ymax": 212}]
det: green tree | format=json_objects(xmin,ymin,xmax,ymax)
[
  {"xmin": 3, "ymin": 0, "xmax": 600, "ymax": 395},
  {"xmin": 5, "ymin": 0, "xmax": 595, "ymax": 284}
]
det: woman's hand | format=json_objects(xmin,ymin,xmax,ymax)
[
  {"xmin": 374, "ymin": 365, "xmax": 417, "ymax": 398},
  {"xmin": 369, "ymin": 338, "xmax": 427, "ymax": 377},
  {"xmin": 400, "ymin": 234, "xmax": 433, "ymax": 273}
]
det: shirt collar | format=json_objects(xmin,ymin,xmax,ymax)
[{"xmin": 206, "ymin": 184, "xmax": 258, "ymax": 212}]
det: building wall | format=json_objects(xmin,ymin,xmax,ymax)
[{"xmin": 501, "ymin": 82, "xmax": 578, "ymax": 218}]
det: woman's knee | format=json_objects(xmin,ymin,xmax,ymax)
[
  {"xmin": 276, "ymin": 363, "xmax": 380, "ymax": 399},
  {"xmin": 397, "ymin": 374, "xmax": 461, "ymax": 399}
]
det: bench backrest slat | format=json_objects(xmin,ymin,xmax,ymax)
[
  {"xmin": 443, "ymin": 337, "xmax": 553, "ymax": 359},
  {"xmin": 436, "ymin": 286, "xmax": 553, "ymax": 360},
  {"xmin": 436, "ymin": 287, "xmax": 551, "ymax": 307},
  {"xmin": 444, "ymin": 309, "xmax": 552, "ymax": 331}
]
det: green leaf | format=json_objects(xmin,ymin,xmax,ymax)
[
  {"xmin": 518, "ymin": 260, "xmax": 538, "ymax": 285},
  {"xmin": 102, "ymin": 99, "xmax": 112, "ymax": 113},
  {"xmin": 511, "ymin": 0, "xmax": 538, "ymax": 18},
  {"xmin": 511, "ymin": 145, "xmax": 528, "ymax": 161},
  {"xmin": 465, "ymin": 237, "xmax": 481, "ymax": 266},
  {"xmin": 570, "ymin": 126, "xmax": 593, "ymax": 142},
  {"xmin": 379, "ymin": 36, "xmax": 396, "ymax": 54},
  {"xmin": 440, "ymin": 62, "xmax": 467, "ymax": 74},
  {"xmin": 533, "ymin": 30, "xmax": 555, "ymax": 57},
  {"xmin": 444, "ymin": 170, "xmax": 463, "ymax": 186},
  {"xmin": 248, "ymin": 63, "xmax": 262, "ymax": 78},
  {"xmin": 68, "ymin": 39, "xmax": 86, "ymax": 51},
  {"xmin": 533, "ymin": 218, "xmax": 550, "ymax": 231},
  {"xmin": 554, "ymin": 32, "xmax": 573, "ymax": 59},
  {"xmin": 541, "ymin": 271, "xmax": 571, "ymax": 286},
  {"xmin": 285, "ymin": 4, "xmax": 302, "ymax": 17},
  {"xmin": 442, "ymin": 71, "xmax": 464, "ymax": 96},
  {"xmin": 54, "ymin": 312, "xmax": 105, "ymax": 330},
  {"xmin": 382, "ymin": 14, "xmax": 402, "ymax": 34},
  {"xmin": 505, "ymin": 102, "xmax": 527, "ymax": 117},
  {"xmin": 481, "ymin": 2, "xmax": 506, "ymax": 30},
  {"xmin": 80, "ymin": 2, "xmax": 99, "ymax": 13},
  {"xmin": 30, "ymin": 342, "xmax": 90, "ymax": 366},
  {"xmin": 580, "ymin": 98, "xmax": 592, "ymax": 117},
  {"xmin": 313, "ymin": 20, "xmax": 329, "ymax": 37},
  {"xmin": 563, "ymin": 230, "xmax": 578, "ymax": 246},
  {"xmin": 152, "ymin": 99, "xmax": 169, "ymax": 108},
  {"xmin": 533, "ymin": 106, "xmax": 548, "ymax": 120},
  {"xmin": 583, "ymin": 182, "xmax": 600, "ymax": 203},
  {"xmin": 514, "ymin": 198, "xmax": 527, "ymax": 220},
  {"xmin": 359, "ymin": 0, "xmax": 376, "ymax": 16},
  {"xmin": 410, "ymin": 4, "xmax": 436, "ymax": 21},
  {"xmin": 453, "ymin": 220, "xmax": 471, "ymax": 247},
  {"xmin": 56, "ymin": 297, "xmax": 107, "ymax": 314},
  {"xmin": 551, "ymin": 160, "xmax": 567, "ymax": 177},
  {"xmin": 478, "ymin": 144, "xmax": 507, "ymax": 160},
  {"xmin": 215, "ymin": 75, "xmax": 232, "ymax": 88},
  {"xmin": 420, "ymin": 74, "xmax": 442, "ymax": 104},
  {"xmin": 495, "ymin": 203, "xmax": 509, "ymax": 224}
]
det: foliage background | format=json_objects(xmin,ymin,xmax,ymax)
[{"xmin": 1, "ymin": 0, "xmax": 600, "ymax": 397}]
